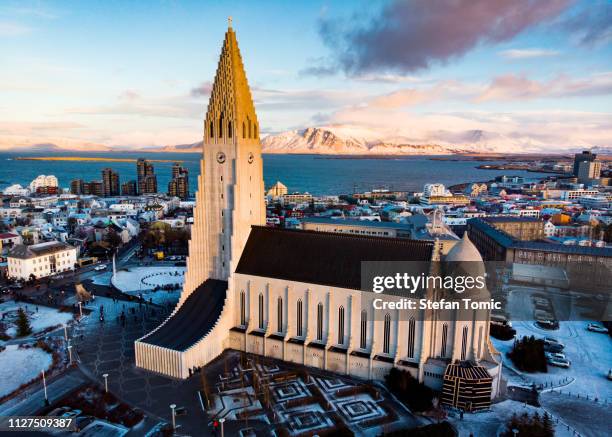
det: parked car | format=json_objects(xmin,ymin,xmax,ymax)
[
  {"xmin": 47, "ymin": 406, "xmax": 71, "ymax": 416},
  {"xmin": 545, "ymin": 352, "xmax": 566, "ymax": 361},
  {"xmin": 543, "ymin": 337, "xmax": 564, "ymax": 348},
  {"xmin": 547, "ymin": 357, "xmax": 570, "ymax": 368},
  {"xmin": 94, "ymin": 265, "xmax": 107, "ymax": 271},
  {"xmin": 544, "ymin": 343, "xmax": 564, "ymax": 353},
  {"xmin": 75, "ymin": 416, "xmax": 95, "ymax": 432},
  {"xmin": 587, "ymin": 323, "xmax": 609, "ymax": 333},
  {"xmin": 1, "ymin": 287, "xmax": 11, "ymax": 294},
  {"xmin": 60, "ymin": 409, "xmax": 82, "ymax": 419}
]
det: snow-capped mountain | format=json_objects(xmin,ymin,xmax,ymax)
[{"xmin": 261, "ymin": 126, "xmax": 593, "ymax": 155}]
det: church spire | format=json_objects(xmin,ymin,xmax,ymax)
[{"xmin": 204, "ymin": 21, "xmax": 259, "ymax": 145}]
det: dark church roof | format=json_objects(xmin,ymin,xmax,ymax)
[
  {"xmin": 139, "ymin": 279, "xmax": 226, "ymax": 351},
  {"xmin": 236, "ymin": 226, "xmax": 434, "ymax": 290}
]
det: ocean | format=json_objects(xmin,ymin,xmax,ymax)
[{"xmin": 0, "ymin": 151, "xmax": 549, "ymax": 196}]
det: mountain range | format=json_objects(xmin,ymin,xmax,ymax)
[{"xmin": 1, "ymin": 125, "xmax": 608, "ymax": 155}]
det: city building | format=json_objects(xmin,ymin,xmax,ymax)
[
  {"xmin": 102, "ymin": 168, "xmax": 120, "ymax": 197},
  {"xmin": 134, "ymin": 24, "xmax": 502, "ymax": 402},
  {"xmin": 121, "ymin": 180, "xmax": 138, "ymax": 196},
  {"xmin": 84, "ymin": 180, "xmax": 104, "ymax": 197},
  {"xmin": 7, "ymin": 241, "xmax": 77, "ymax": 280},
  {"xmin": 28, "ymin": 175, "xmax": 58, "ymax": 193},
  {"xmin": 2, "ymin": 184, "xmax": 30, "ymax": 196},
  {"xmin": 167, "ymin": 163, "xmax": 189, "ymax": 199},
  {"xmin": 573, "ymin": 150, "xmax": 597, "ymax": 177},
  {"xmin": 137, "ymin": 159, "xmax": 157, "ymax": 194},
  {"xmin": 577, "ymin": 160, "xmax": 602, "ymax": 185},
  {"xmin": 70, "ymin": 179, "xmax": 85, "ymax": 195},
  {"xmin": 482, "ymin": 217, "xmax": 544, "ymax": 241},
  {"xmin": 266, "ymin": 181, "xmax": 288, "ymax": 198}
]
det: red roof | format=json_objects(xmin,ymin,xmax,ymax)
[{"xmin": 0, "ymin": 233, "xmax": 19, "ymax": 239}]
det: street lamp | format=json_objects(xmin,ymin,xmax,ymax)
[
  {"xmin": 63, "ymin": 324, "xmax": 68, "ymax": 341},
  {"xmin": 78, "ymin": 301, "xmax": 83, "ymax": 319},
  {"xmin": 512, "ymin": 429, "xmax": 519, "ymax": 437},
  {"xmin": 102, "ymin": 373, "xmax": 109, "ymax": 393},
  {"xmin": 219, "ymin": 417, "xmax": 225, "ymax": 437},
  {"xmin": 67, "ymin": 345, "xmax": 73, "ymax": 364},
  {"xmin": 42, "ymin": 369, "xmax": 49, "ymax": 406},
  {"xmin": 170, "ymin": 404, "xmax": 177, "ymax": 430}
]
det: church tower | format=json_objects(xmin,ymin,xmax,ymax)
[{"xmin": 181, "ymin": 19, "xmax": 266, "ymax": 302}]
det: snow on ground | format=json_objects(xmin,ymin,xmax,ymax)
[
  {"xmin": 91, "ymin": 271, "xmax": 113, "ymax": 286},
  {"xmin": 0, "ymin": 344, "xmax": 52, "ymax": 398},
  {"xmin": 491, "ymin": 320, "xmax": 612, "ymax": 402},
  {"xmin": 448, "ymin": 400, "xmax": 573, "ymax": 437},
  {"xmin": 0, "ymin": 301, "xmax": 73, "ymax": 338},
  {"xmin": 539, "ymin": 391, "xmax": 610, "ymax": 437},
  {"xmin": 111, "ymin": 266, "xmax": 184, "ymax": 305}
]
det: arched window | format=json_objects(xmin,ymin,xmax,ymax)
[
  {"xmin": 316, "ymin": 302, "xmax": 323, "ymax": 341},
  {"xmin": 209, "ymin": 121, "xmax": 214, "ymax": 138},
  {"xmin": 407, "ymin": 317, "xmax": 416, "ymax": 358},
  {"xmin": 461, "ymin": 326, "xmax": 468, "ymax": 361},
  {"xmin": 338, "ymin": 306, "xmax": 345, "ymax": 345},
  {"xmin": 258, "ymin": 293, "xmax": 264, "ymax": 330},
  {"xmin": 218, "ymin": 113, "xmax": 224, "ymax": 138},
  {"xmin": 296, "ymin": 299, "xmax": 303, "ymax": 337},
  {"xmin": 242, "ymin": 122, "xmax": 246, "ymax": 139},
  {"xmin": 383, "ymin": 313, "xmax": 391, "ymax": 354},
  {"xmin": 441, "ymin": 323, "xmax": 448, "ymax": 357},
  {"xmin": 228, "ymin": 121, "xmax": 232, "ymax": 138},
  {"xmin": 239, "ymin": 291, "xmax": 246, "ymax": 326},
  {"xmin": 360, "ymin": 310, "xmax": 367, "ymax": 349},
  {"xmin": 277, "ymin": 297, "xmax": 283, "ymax": 333},
  {"xmin": 477, "ymin": 326, "xmax": 483, "ymax": 359}
]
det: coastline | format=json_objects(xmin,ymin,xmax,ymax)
[{"xmin": 14, "ymin": 157, "xmax": 183, "ymax": 163}]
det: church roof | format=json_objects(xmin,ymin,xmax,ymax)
[
  {"xmin": 236, "ymin": 226, "xmax": 434, "ymax": 290},
  {"xmin": 445, "ymin": 232, "xmax": 483, "ymax": 262}
]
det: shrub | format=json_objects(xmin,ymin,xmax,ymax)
[
  {"xmin": 501, "ymin": 412, "xmax": 554, "ymax": 437},
  {"xmin": 384, "ymin": 368, "xmax": 434, "ymax": 412},
  {"xmin": 490, "ymin": 323, "xmax": 516, "ymax": 341},
  {"xmin": 508, "ymin": 336, "xmax": 547, "ymax": 373}
]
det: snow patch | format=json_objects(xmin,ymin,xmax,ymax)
[{"xmin": 0, "ymin": 344, "xmax": 52, "ymax": 398}]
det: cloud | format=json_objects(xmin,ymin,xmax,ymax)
[
  {"xmin": 316, "ymin": 0, "xmax": 572, "ymax": 74},
  {"xmin": 498, "ymin": 48, "xmax": 560, "ymax": 59},
  {"xmin": 477, "ymin": 71, "xmax": 612, "ymax": 101},
  {"xmin": 0, "ymin": 21, "xmax": 31, "ymax": 36},
  {"xmin": 119, "ymin": 90, "xmax": 140, "ymax": 101},
  {"xmin": 190, "ymin": 81, "xmax": 213, "ymax": 97}
]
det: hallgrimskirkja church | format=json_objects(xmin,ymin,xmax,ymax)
[{"xmin": 134, "ymin": 23, "xmax": 502, "ymax": 405}]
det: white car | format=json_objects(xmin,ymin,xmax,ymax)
[
  {"xmin": 548, "ymin": 357, "xmax": 570, "ymax": 368},
  {"xmin": 543, "ymin": 337, "xmax": 565, "ymax": 348},
  {"xmin": 545, "ymin": 352, "xmax": 566, "ymax": 361},
  {"xmin": 587, "ymin": 323, "xmax": 609, "ymax": 333},
  {"xmin": 94, "ymin": 265, "xmax": 107, "ymax": 271}
]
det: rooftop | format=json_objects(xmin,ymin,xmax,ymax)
[
  {"xmin": 8, "ymin": 241, "xmax": 75, "ymax": 259},
  {"xmin": 236, "ymin": 226, "xmax": 433, "ymax": 290}
]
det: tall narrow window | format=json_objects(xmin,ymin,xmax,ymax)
[
  {"xmin": 360, "ymin": 310, "xmax": 367, "ymax": 349},
  {"xmin": 228, "ymin": 121, "xmax": 232, "ymax": 138},
  {"xmin": 383, "ymin": 313, "xmax": 391, "ymax": 354},
  {"xmin": 477, "ymin": 326, "xmax": 483, "ymax": 359},
  {"xmin": 248, "ymin": 119, "xmax": 252, "ymax": 138},
  {"xmin": 296, "ymin": 299, "xmax": 303, "ymax": 337},
  {"xmin": 242, "ymin": 122, "xmax": 246, "ymax": 138},
  {"xmin": 317, "ymin": 302, "xmax": 323, "ymax": 341},
  {"xmin": 407, "ymin": 317, "xmax": 416, "ymax": 358},
  {"xmin": 209, "ymin": 121, "xmax": 214, "ymax": 138},
  {"xmin": 258, "ymin": 293, "xmax": 264, "ymax": 330},
  {"xmin": 277, "ymin": 297, "xmax": 283, "ymax": 333},
  {"xmin": 441, "ymin": 323, "xmax": 448, "ymax": 357},
  {"xmin": 218, "ymin": 113, "xmax": 223, "ymax": 138},
  {"xmin": 338, "ymin": 306, "xmax": 345, "ymax": 345},
  {"xmin": 254, "ymin": 124, "xmax": 258, "ymax": 138},
  {"xmin": 240, "ymin": 291, "xmax": 246, "ymax": 326},
  {"xmin": 461, "ymin": 326, "xmax": 468, "ymax": 361}
]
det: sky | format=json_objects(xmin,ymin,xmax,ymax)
[{"xmin": 1, "ymin": 0, "xmax": 611, "ymax": 151}]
